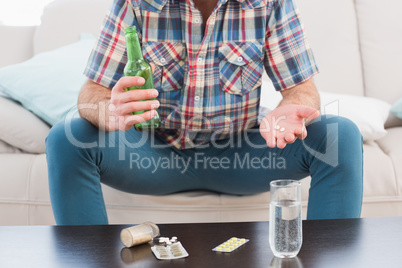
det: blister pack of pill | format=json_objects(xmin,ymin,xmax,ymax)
[
  {"xmin": 151, "ymin": 242, "xmax": 189, "ymax": 260},
  {"xmin": 212, "ymin": 237, "xmax": 249, "ymax": 253}
]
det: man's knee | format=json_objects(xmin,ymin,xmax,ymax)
[
  {"xmin": 308, "ymin": 115, "xmax": 362, "ymax": 141},
  {"xmin": 333, "ymin": 116, "xmax": 361, "ymax": 139},
  {"xmin": 303, "ymin": 115, "xmax": 363, "ymax": 164}
]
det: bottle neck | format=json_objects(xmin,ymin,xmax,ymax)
[{"xmin": 125, "ymin": 29, "xmax": 143, "ymax": 62}]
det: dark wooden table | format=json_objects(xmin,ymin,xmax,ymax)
[{"xmin": 0, "ymin": 217, "xmax": 401, "ymax": 268}]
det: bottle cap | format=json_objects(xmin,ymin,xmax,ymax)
[{"xmin": 120, "ymin": 222, "xmax": 160, "ymax": 247}]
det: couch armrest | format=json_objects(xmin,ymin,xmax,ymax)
[{"xmin": 0, "ymin": 25, "xmax": 36, "ymax": 68}]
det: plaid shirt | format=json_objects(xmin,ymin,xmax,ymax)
[{"xmin": 84, "ymin": 0, "xmax": 319, "ymax": 149}]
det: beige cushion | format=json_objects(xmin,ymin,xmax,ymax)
[
  {"xmin": 376, "ymin": 128, "xmax": 402, "ymax": 193},
  {"xmin": 0, "ymin": 140, "xmax": 21, "ymax": 154},
  {"xmin": 296, "ymin": 0, "xmax": 364, "ymax": 96},
  {"xmin": 102, "ymin": 180, "xmax": 312, "ymax": 224},
  {"xmin": 362, "ymin": 141, "xmax": 397, "ymax": 197},
  {"xmin": 355, "ymin": 0, "xmax": 402, "ymax": 103},
  {"xmin": 0, "ymin": 154, "xmax": 55, "ymax": 225},
  {"xmin": 0, "ymin": 25, "xmax": 35, "ymax": 68},
  {"xmin": 33, "ymin": 0, "xmax": 110, "ymax": 55},
  {"xmin": 0, "ymin": 97, "xmax": 50, "ymax": 153}
]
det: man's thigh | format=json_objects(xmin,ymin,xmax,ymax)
[
  {"xmin": 95, "ymin": 128, "xmax": 204, "ymax": 195},
  {"xmin": 192, "ymin": 128, "xmax": 311, "ymax": 195}
]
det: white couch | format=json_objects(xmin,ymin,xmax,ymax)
[{"xmin": 0, "ymin": 0, "xmax": 401, "ymax": 225}]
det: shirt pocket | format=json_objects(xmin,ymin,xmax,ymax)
[
  {"xmin": 218, "ymin": 42, "xmax": 264, "ymax": 96},
  {"xmin": 143, "ymin": 42, "xmax": 187, "ymax": 92}
]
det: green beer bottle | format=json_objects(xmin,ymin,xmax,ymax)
[{"xmin": 124, "ymin": 26, "xmax": 161, "ymax": 130}]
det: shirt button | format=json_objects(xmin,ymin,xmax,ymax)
[
  {"xmin": 197, "ymin": 57, "xmax": 203, "ymax": 63},
  {"xmin": 160, "ymin": 58, "xmax": 166, "ymax": 64},
  {"xmin": 194, "ymin": 96, "xmax": 200, "ymax": 101},
  {"xmin": 237, "ymin": 57, "xmax": 243, "ymax": 62},
  {"xmin": 195, "ymin": 18, "xmax": 200, "ymax": 24}
]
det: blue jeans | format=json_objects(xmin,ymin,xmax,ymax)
[{"xmin": 46, "ymin": 115, "xmax": 363, "ymax": 225}]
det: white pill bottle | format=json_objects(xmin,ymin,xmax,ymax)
[{"xmin": 120, "ymin": 222, "xmax": 160, "ymax": 247}]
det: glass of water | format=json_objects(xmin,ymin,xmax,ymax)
[{"xmin": 269, "ymin": 180, "xmax": 302, "ymax": 258}]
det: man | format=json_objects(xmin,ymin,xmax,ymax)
[{"xmin": 46, "ymin": 0, "xmax": 363, "ymax": 225}]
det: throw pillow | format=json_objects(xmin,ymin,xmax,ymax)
[
  {"xmin": 0, "ymin": 34, "xmax": 95, "ymax": 126},
  {"xmin": 319, "ymin": 92, "xmax": 391, "ymax": 141}
]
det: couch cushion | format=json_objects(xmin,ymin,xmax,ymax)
[
  {"xmin": 0, "ymin": 25, "xmax": 35, "ymax": 68},
  {"xmin": 0, "ymin": 140, "xmax": 22, "ymax": 154},
  {"xmin": 0, "ymin": 97, "xmax": 49, "ymax": 153},
  {"xmin": 296, "ymin": 0, "xmax": 364, "ymax": 96},
  {"xmin": 101, "ymin": 185, "xmax": 311, "ymax": 224},
  {"xmin": 355, "ymin": 0, "xmax": 402, "ymax": 103},
  {"xmin": 33, "ymin": 0, "xmax": 110, "ymax": 55},
  {"xmin": 362, "ymin": 141, "xmax": 397, "ymax": 197},
  {"xmin": 376, "ymin": 127, "xmax": 402, "ymax": 194},
  {"xmin": 0, "ymin": 154, "xmax": 56, "ymax": 225},
  {"xmin": 0, "ymin": 154, "xmax": 41, "ymax": 202}
]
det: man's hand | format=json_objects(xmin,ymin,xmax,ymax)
[
  {"xmin": 259, "ymin": 78, "xmax": 320, "ymax": 149},
  {"xmin": 78, "ymin": 76, "xmax": 160, "ymax": 131},
  {"xmin": 259, "ymin": 104, "xmax": 319, "ymax": 149},
  {"xmin": 108, "ymin": 76, "xmax": 160, "ymax": 131}
]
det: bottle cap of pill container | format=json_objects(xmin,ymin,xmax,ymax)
[{"xmin": 121, "ymin": 222, "xmax": 160, "ymax": 247}]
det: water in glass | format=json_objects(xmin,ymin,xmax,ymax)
[{"xmin": 269, "ymin": 199, "xmax": 302, "ymax": 258}]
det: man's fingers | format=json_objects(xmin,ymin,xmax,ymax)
[
  {"xmin": 276, "ymin": 136, "xmax": 287, "ymax": 149},
  {"xmin": 258, "ymin": 117, "xmax": 277, "ymax": 148},
  {"xmin": 112, "ymin": 89, "xmax": 159, "ymax": 104},
  {"xmin": 284, "ymin": 132, "xmax": 296, "ymax": 144},
  {"xmin": 295, "ymin": 126, "xmax": 308, "ymax": 140},
  {"xmin": 124, "ymin": 110, "xmax": 157, "ymax": 125},
  {"xmin": 259, "ymin": 117, "xmax": 271, "ymax": 140},
  {"xmin": 265, "ymin": 133, "xmax": 276, "ymax": 148},
  {"xmin": 112, "ymin": 76, "xmax": 145, "ymax": 93},
  {"xmin": 296, "ymin": 106, "xmax": 320, "ymax": 120},
  {"xmin": 115, "ymin": 100, "xmax": 160, "ymax": 116}
]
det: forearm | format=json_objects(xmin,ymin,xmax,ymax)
[
  {"xmin": 78, "ymin": 80, "xmax": 112, "ymax": 130},
  {"xmin": 279, "ymin": 78, "xmax": 320, "ymax": 110}
]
